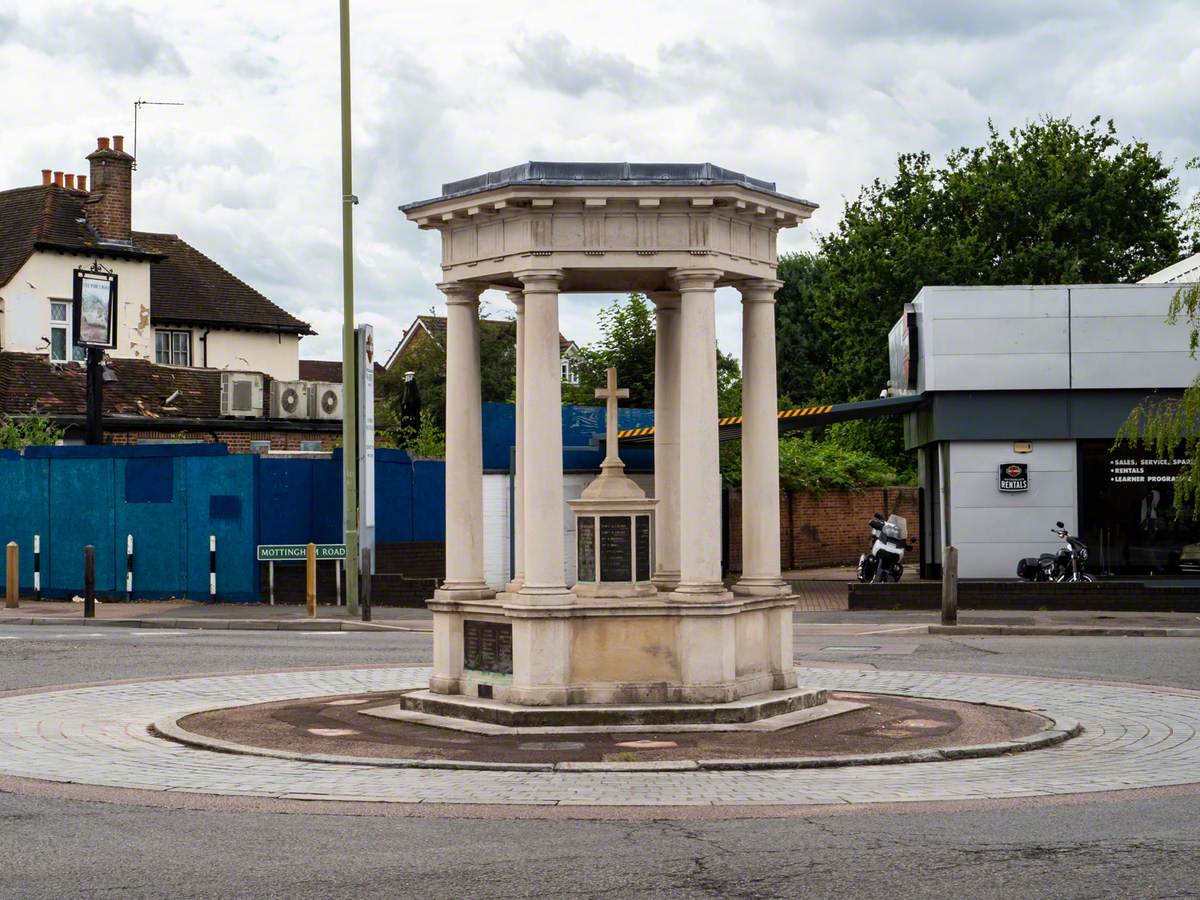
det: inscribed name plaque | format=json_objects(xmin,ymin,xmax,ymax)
[
  {"xmin": 463, "ymin": 620, "xmax": 513, "ymax": 674},
  {"xmin": 635, "ymin": 515, "xmax": 651, "ymax": 581},
  {"xmin": 599, "ymin": 516, "xmax": 632, "ymax": 582},
  {"xmin": 577, "ymin": 516, "xmax": 596, "ymax": 582}
]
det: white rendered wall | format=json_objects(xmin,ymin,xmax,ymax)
[
  {"xmin": 191, "ymin": 328, "xmax": 301, "ymax": 380},
  {"xmin": 0, "ymin": 252, "xmax": 153, "ymax": 359},
  {"xmin": 946, "ymin": 440, "xmax": 1078, "ymax": 578}
]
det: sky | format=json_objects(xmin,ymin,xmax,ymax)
[{"xmin": 2, "ymin": 0, "xmax": 1197, "ymax": 362}]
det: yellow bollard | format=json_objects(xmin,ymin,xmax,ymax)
[
  {"xmin": 306, "ymin": 542, "xmax": 317, "ymax": 619},
  {"xmin": 5, "ymin": 542, "xmax": 17, "ymax": 609}
]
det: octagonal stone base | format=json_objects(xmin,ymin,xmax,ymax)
[{"xmin": 428, "ymin": 591, "xmax": 797, "ymax": 707}]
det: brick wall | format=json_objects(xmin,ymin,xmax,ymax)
[
  {"xmin": 106, "ymin": 429, "xmax": 338, "ymax": 453},
  {"xmin": 727, "ymin": 486, "xmax": 921, "ymax": 572}
]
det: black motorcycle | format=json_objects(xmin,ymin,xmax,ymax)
[{"xmin": 1017, "ymin": 522, "xmax": 1093, "ymax": 583}]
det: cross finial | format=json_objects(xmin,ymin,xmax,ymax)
[{"xmin": 595, "ymin": 367, "xmax": 629, "ymax": 466}]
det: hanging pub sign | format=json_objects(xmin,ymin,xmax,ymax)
[
  {"xmin": 72, "ymin": 269, "xmax": 118, "ymax": 348},
  {"xmin": 998, "ymin": 462, "xmax": 1029, "ymax": 492}
]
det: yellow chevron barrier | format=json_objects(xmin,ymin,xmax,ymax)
[{"xmin": 615, "ymin": 404, "xmax": 839, "ymax": 440}]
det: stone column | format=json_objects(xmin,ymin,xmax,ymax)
[
  {"xmin": 735, "ymin": 279, "xmax": 787, "ymax": 596},
  {"xmin": 649, "ymin": 291, "xmax": 681, "ymax": 590},
  {"xmin": 505, "ymin": 288, "xmax": 525, "ymax": 592},
  {"xmin": 515, "ymin": 269, "xmax": 569, "ymax": 599},
  {"xmin": 437, "ymin": 281, "xmax": 491, "ymax": 599},
  {"xmin": 670, "ymin": 268, "xmax": 728, "ymax": 597}
]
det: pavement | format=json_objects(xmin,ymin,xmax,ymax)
[{"xmin": 2, "ymin": 625, "xmax": 1199, "ymax": 898}]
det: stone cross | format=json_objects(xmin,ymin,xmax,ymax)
[{"xmin": 595, "ymin": 367, "xmax": 629, "ymax": 465}]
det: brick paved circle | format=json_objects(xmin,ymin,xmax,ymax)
[{"xmin": 1, "ymin": 667, "xmax": 1198, "ymax": 808}]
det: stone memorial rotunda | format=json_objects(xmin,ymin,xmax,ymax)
[{"xmin": 400, "ymin": 163, "xmax": 817, "ymax": 721}]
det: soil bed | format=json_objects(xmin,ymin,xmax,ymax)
[{"xmin": 179, "ymin": 691, "xmax": 1050, "ymax": 765}]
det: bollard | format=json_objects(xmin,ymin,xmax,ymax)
[
  {"xmin": 208, "ymin": 535, "xmax": 217, "ymax": 600},
  {"xmin": 941, "ymin": 545, "xmax": 958, "ymax": 627},
  {"xmin": 360, "ymin": 547, "xmax": 372, "ymax": 622},
  {"xmin": 84, "ymin": 545, "xmax": 96, "ymax": 619},
  {"xmin": 5, "ymin": 541, "xmax": 18, "ymax": 609},
  {"xmin": 125, "ymin": 534, "xmax": 134, "ymax": 602},
  {"xmin": 306, "ymin": 542, "xmax": 317, "ymax": 619},
  {"xmin": 33, "ymin": 534, "xmax": 41, "ymax": 600}
]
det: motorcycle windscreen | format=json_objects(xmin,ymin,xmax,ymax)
[{"xmin": 882, "ymin": 514, "xmax": 908, "ymax": 541}]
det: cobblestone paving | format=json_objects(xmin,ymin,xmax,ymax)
[{"xmin": 1, "ymin": 667, "xmax": 1197, "ymax": 807}]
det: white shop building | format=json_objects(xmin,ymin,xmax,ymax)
[{"xmin": 891, "ymin": 277, "xmax": 1200, "ymax": 579}]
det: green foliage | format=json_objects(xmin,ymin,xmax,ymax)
[
  {"xmin": 389, "ymin": 407, "xmax": 446, "ymax": 459},
  {"xmin": 722, "ymin": 433, "xmax": 898, "ymax": 494},
  {"xmin": 0, "ymin": 413, "xmax": 62, "ymax": 450},
  {"xmin": 563, "ymin": 293, "xmax": 657, "ymax": 408},
  {"xmin": 803, "ymin": 116, "xmax": 1187, "ymax": 460},
  {"xmin": 1116, "ymin": 282, "xmax": 1200, "ymax": 513}
]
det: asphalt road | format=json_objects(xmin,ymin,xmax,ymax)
[{"xmin": 1, "ymin": 624, "xmax": 1198, "ymax": 899}]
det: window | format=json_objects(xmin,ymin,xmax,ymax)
[
  {"xmin": 560, "ymin": 355, "xmax": 579, "ymax": 385},
  {"xmin": 48, "ymin": 301, "xmax": 86, "ymax": 363},
  {"xmin": 156, "ymin": 329, "xmax": 191, "ymax": 366}
]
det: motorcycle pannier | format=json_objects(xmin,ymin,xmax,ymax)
[{"xmin": 1017, "ymin": 557, "xmax": 1042, "ymax": 579}]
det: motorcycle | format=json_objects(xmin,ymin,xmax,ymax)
[
  {"xmin": 857, "ymin": 513, "xmax": 911, "ymax": 583},
  {"xmin": 1016, "ymin": 521, "xmax": 1094, "ymax": 583}
]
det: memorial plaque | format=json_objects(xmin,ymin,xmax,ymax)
[
  {"xmin": 463, "ymin": 620, "xmax": 513, "ymax": 674},
  {"xmin": 599, "ymin": 515, "xmax": 632, "ymax": 582},
  {"xmin": 635, "ymin": 515, "xmax": 651, "ymax": 581},
  {"xmin": 577, "ymin": 516, "xmax": 596, "ymax": 582}
]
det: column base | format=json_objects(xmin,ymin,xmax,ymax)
[
  {"xmin": 732, "ymin": 577, "xmax": 791, "ymax": 598},
  {"xmin": 670, "ymin": 583, "xmax": 733, "ymax": 603},
  {"xmin": 652, "ymin": 570, "xmax": 681, "ymax": 592},
  {"xmin": 504, "ymin": 576, "xmax": 525, "ymax": 593},
  {"xmin": 434, "ymin": 583, "xmax": 496, "ymax": 604}
]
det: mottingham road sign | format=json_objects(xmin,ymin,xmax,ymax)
[{"xmin": 257, "ymin": 544, "xmax": 347, "ymax": 562}]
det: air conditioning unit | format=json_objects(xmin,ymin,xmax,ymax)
[
  {"xmin": 312, "ymin": 381, "xmax": 344, "ymax": 420},
  {"xmin": 271, "ymin": 380, "xmax": 312, "ymax": 420},
  {"xmin": 219, "ymin": 372, "xmax": 264, "ymax": 418}
]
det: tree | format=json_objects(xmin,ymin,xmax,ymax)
[
  {"xmin": 810, "ymin": 115, "xmax": 1187, "ymax": 412},
  {"xmin": 0, "ymin": 413, "xmax": 62, "ymax": 449},
  {"xmin": 563, "ymin": 293, "xmax": 657, "ymax": 407},
  {"xmin": 774, "ymin": 252, "xmax": 832, "ymax": 406}
]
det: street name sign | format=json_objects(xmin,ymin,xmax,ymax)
[{"xmin": 257, "ymin": 544, "xmax": 347, "ymax": 562}]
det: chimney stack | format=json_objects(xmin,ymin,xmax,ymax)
[
  {"xmin": 84, "ymin": 135, "xmax": 134, "ymax": 243},
  {"xmin": 41, "ymin": 169, "xmax": 51, "ymax": 186},
  {"xmin": 64, "ymin": 174, "xmax": 75, "ymax": 190},
  {"xmin": 77, "ymin": 174, "xmax": 87, "ymax": 191},
  {"xmin": 53, "ymin": 171, "xmax": 64, "ymax": 187}
]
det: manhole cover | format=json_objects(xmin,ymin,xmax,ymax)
[
  {"xmin": 307, "ymin": 728, "xmax": 359, "ymax": 737},
  {"xmin": 518, "ymin": 741, "xmax": 585, "ymax": 751},
  {"xmin": 615, "ymin": 740, "xmax": 678, "ymax": 749}
]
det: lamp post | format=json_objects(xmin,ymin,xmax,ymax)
[{"xmin": 339, "ymin": 0, "xmax": 360, "ymax": 615}]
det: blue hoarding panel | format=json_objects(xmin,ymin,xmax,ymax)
[
  {"xmin": 114, "ymin": 456, "xmax": 186, "ymax": 598},
  {"xmin": 0, "ymin": 457, "xmax": 50, "ymax": 593},
  {"xmin": 411, "ymin": 460, "xmax": 445, "ymax": 540},
  {"xmin": 47, "ymin": 457, "xmax": 117, "ymax": 594},
  {"xmin": 185, "ymin": 455, "xmax": 257, "ymax": 601}
]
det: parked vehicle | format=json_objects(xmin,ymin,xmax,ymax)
[
  {"xmin": 857, "ymin": 513, "xmax": 911, "ymax": 583},
  {"xmin": 1016, "ymin": 522, "xmax": 1094, "ymax": 583}
]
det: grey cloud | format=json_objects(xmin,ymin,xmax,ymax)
[
  {"xmin": 512, "ymin": 32, "xmax": 651, "ymax": 98},
  {"xmin": 4, "ymin": 6, "xmax": 187, "ymax": 75}
]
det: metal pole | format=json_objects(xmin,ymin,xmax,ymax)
[
  {"xmin": 306, "ymin": 542, "xmax": 317, "ymax": 619},
  {"xmin": 941, "ymin": 545, "xmax": 958, "ymax": 627},
  {"xmin": 268, "ymin": 560, "xmax": 275, "ymax": 606},
  {"xmin": 85, "ymin": 347, "xmax": 103, "ymax": 445},
  {"xmin": 5, "ymin": 542, "xmax": 18, "ymax": 609},
  {"xmin": 339, "ymin": 0, "xmax": 360, "ymax": 616},
  {"xmin": 360, "ymin": 547, "xmax": 371, "ymax": 622},
  {"xmin": 84, "ymin": 545, "xmax": 95, "ymax": 619},
  {"xmin": 335, "ymin": 557, "xmax": 342, "ymax": 606}
]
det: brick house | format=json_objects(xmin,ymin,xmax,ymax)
[{"xmin": 0, "ymin": 134, "xmax": 340, "ymax": 449}]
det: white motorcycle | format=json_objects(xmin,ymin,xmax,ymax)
[{"xmin": 857, "ymin": 513, "xmax": 911, "ymax": 583}]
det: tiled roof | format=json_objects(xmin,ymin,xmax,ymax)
[
  {"xmin": 0, "ymin": 184, "xmax": 159, "ymax": 289},
  {"xmin": 0, "ymin": 183, "xmax": 310, "ymax": 334},
  {"xmin": 298, "ymin": 359, "xmax": 386, "ymax": 383},
  {"xmin": 393, "ymin": 314, "xmax": 573, "ymax": 361},
  {"xmin": 0, "ymin": 351, "xmax": 221, "ymax": 419},
  {"xmin": 133, "ymin": 231, "xmax": 312, "ymax": 334}
]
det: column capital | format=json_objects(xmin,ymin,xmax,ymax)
[
  {"xmin": 668, "ymin": 268, "xmax": 724, "ymax": 292},
  {"xmin": 738, "ymin": 279, "xmax": 783, "ymax": 302},
  {"xmin": 437, "ymin": 281, "xmax": 484, "ymax": 306},
  {"xmin": 648, "ymin": 290, "xmax": 681, "ymax": 310},
  {"xmin": 513, "ymin": 268, "xmax": 565, "ymax": 291},
  {"xmin": 505, "ymin": 288, "xmax": 525, "ymax": 311}
]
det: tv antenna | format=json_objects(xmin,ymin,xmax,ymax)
[{"xmin": 132, "ymin": 98, "xmax": 184, "ymax": 169}]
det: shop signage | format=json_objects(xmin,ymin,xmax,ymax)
[
  {"xmin": 998, "ymin": 462, "xmax": 1029, "ymax": 492},
  {"xmin": 72, "ymin": 269, "xmax": 118, "ymax": 348},
  {"xmin": 256, "ymin": 544, "xmax": 346, "ymax": 561}
]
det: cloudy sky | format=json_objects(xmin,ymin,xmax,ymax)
[{"xmin": 2, "ymin": 0, "xmax": 1197, "ymax": 361}]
